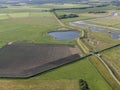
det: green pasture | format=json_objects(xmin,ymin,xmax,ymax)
[
  {"xmin": 38, "ymin": 3, "xmax": 90, "ymax": 9},
  {"xmin": 84, "ymin": 30, "xmax": 120, "ymax": 51},
  {"xmin": 87, "ymin": 15, "xmax": 120, "ymax": 28},
  {"xmin": 101, "ymin": 46, "xmax": 120, "ymax": 75},
  {"xmin": 0, "ymin": 12, "xmax": 75, "ymax": 47},
  {"xmin": 55, "ymin": 5, "xmax": 117, "ymax": 14}
]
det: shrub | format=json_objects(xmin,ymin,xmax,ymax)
[{"xmin": 79, "ymin": 79, "xmax": 89, "ymax": 90}]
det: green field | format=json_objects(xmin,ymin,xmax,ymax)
[
  {"xmin": 87, "ymin": 14, "xmax": 120, "ymax": 28},
  {"xmin": 55, "ymin": 5, "xmax": 117, "ymax": 14},
  {"xmin": 101, "ymin": 46, "xmax": 120, "ymax": 78},
  {"xmin": 90, "ymin": 56, "xmax": 120, "ymax": 90},
  {"xmin": 83, "ymin": 30, "xmax": 120, "ymax": 51},
  {"xmin": 38, "ymin": 3, "xmax": 90, "ymax": 9},
  {"xmin": 0, "ymin": 11, "xmax": 76, "ymax": 47}
]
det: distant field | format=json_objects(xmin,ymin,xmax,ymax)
[
  {"xmin": 0, "ymin": 6, "xmax": 49, "ymax": 13},
  {"xmin": 61, "ymin": 13, "xmax": 108, "ymax": 24},
  {"xmin": 87, "ymin": 15, "xmax": 120, "ymax": 28},
  {"xmin": 0, "ymin": 11, "xmax": 76, "ymax": 47},
  {"xmin": 55, "ymin": 5, "xmax": 117, "ymax": 14},
  {"xmin": 0, "ymin": 12, "xmax": 54, "ymax": 19},
  {"xmin": 38, "ymin": 3, "xmax": 90, "ymax": 9}
]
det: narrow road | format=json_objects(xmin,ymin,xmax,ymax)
[
  {"xmin": 76, "ymin": 38, "xmax": 89, "ymax": 54},
  {"xmin": 53, "ymin": 13, "xmax": 65, "ymax": 27}
]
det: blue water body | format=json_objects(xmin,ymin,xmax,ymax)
[
  {"xmin": 90, "ymin": 27, "xmax": 120, "ymax": 39},
  {"xmin": 109, "ymin": 32, "xmax": 120, "ymax": 39},
  {"xmin": 48, "ymin": 30, "xmax": 80, "ymax": 40},
  {"xmin": 90, "ymin": 27, "xmax": 107, "ymax": 33}
]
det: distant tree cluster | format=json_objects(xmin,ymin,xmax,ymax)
[
  {"xmin": 0, "ymin": 6, "xmax": 8, "ymax": 8},
  {"xmin": 112, "ymin": 1, "xmax": 120, "ymax": 6},
  {"xmin": 96, "ymin": 4, "xmax": 109, "ymax": 7},
  {"xmin": 58, "ymin": 14, "xmax": 79, "ymax": 19},
  {"xmin": 79, "ymin": 79, "xmax": 89, "ymax": 90},
  {"xmin": 88, "ymin": 11, "xmax": 106, "ymax": 14}
]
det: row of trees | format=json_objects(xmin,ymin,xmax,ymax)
[
  {"xmin": 88, "ymin": 11, "xmax": 106, "ymax": 14},
  {"xmin": 112, "ymin": 1, "xmax": 120, "ymax": 6},
  {"xmin": 58, "ymin": 14, "xmax": 79, "ymax": 19}
]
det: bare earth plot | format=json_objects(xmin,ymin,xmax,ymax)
[{"xmin": 0, "ymin": 42, "xmax": 80, "ymax": 78}]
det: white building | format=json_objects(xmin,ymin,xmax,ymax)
[{"xmin": 112, "ymin": 12, "xmax": 118, "ymax": 16}]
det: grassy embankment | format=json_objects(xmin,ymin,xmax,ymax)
[{"xmin": 101, "ymin": 46, "xmax": 120, "ymax": 80}]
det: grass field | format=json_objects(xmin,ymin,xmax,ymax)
[
  {"xmin": 90, "ymin": 56, "xmax": 120, "ymax": 90},
  {"xmin": 55, "ymin": 5, "xmax": 117, "ymax": 14},
  {"xmin": 61, "ymin": 13, "xmax": 109, "ymax": 24},
  {"xmin": 101, "ymin": 46, "xmax": 120, "ymax": 78},
  {"xmin": 84, "ymin": 30, "xmax": 120, "ymax": 51},
  {"xmin": 38, "ymin": 3, "xmax": 90, "ymax": 9},
  {"xmin": 54, "ymin": 4, "xmax": 120, "ymax": 90},
  {"xmin": 87, "ymin": 14, "xmax": 120, "ymax": 28},
  {"xmin": 0, "ymin": 11, "xmax": 76, "ymax": 47},
  {"xmin": 0, "ymin": 80, "xmax": 79, "ymax": 90}
]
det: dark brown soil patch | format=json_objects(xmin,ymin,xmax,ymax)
[{"xmin": 0, "ymin": 42, "xmax": 81, "ymax": 78}]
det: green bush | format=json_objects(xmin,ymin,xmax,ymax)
[{"xmin": 79, "ymin": 79, "xmax": 89, "ymax": 90}]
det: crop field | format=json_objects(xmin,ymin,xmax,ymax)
[
  {"xmin": 0, "ymin": 42, "xmax": 80, "ymax": 78},
  {"xmin": 0, "ymin": 6, "xmax": 50, "ymax": 13}
]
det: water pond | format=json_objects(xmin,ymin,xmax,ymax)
[{"xmin": 48, "ymin": 30, "xmax": 80, "ymax": 40}]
